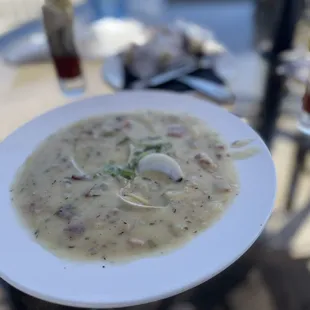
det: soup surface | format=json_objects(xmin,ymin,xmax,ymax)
[{"xmin": 11, "ymin": 111, "xmax": 239, "ymax": 262}]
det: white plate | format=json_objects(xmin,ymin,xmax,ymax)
[{"xmin": 0, "ymin": 91, "xmax": 276, "ymax": 308}]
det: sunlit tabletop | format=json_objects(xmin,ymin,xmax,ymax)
[{"xmin": 0, "ymin": 60, "xmax": 114, "ymax": 142}]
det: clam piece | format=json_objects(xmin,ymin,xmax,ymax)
[
  {"xmin": 195, "ymin": 152, "xmax": 218, "ymax": 172},
  {"xmin": 127, "ymin": 143, "xmax": 136, "ymax": 163},
  {"xmin": 118, "ymin": 188, "xmax": 165, "ymax": 209},
  {"xmin": 164, "ymin": 190, "xmax": 187, "ymax": 200},
  {"xmin": 137, "ymin": 153, "xmax": 184, "ymax": 182},
  {"xmin": 213, "ymin": 179, "xmax": 232, "ymax": 193},
  {"xmin": 231, "ymin": 139, "xmax": 254, "ymax": 148},
  {"xmin": 229, "ymin": 147, "xmax": 260, "ymax": 160},
  {"xmin": 69, "ymin": 156, "xmax": 91, "ymax": 179},
  {"xmin": 128, "ymin": 238, "xmax": 145, "ymax": 247},
  {"xmin": 166, "ymin": 124, "xmax": 187, "ymax": 137}
]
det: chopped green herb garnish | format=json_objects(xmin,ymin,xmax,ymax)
[
  {"xmin": 100, "ymin": 136, "xmax": 173, "ymax": 180},
  {"xmin": 102, "ymin": 164, "xmax": 122, "ymax": 177},
  {"xmin": 138, "ymin": 137, "xmax": 172, "ymax": 153},
  {"xmin": 102, "ymin": 164, "xmax": 135, "ymax": 180},
  {"xmin": 119, "ymin": 167, "xmax": 136, "ymax": 179}
]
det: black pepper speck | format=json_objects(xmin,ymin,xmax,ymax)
[{"xmin": 34, "ymin": 229, "xmax": 40, "ymax": 238}]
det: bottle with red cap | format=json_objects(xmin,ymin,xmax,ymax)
[{"xmin": 42, "ymin": 0, "xmax": 85, "ymax": 96}]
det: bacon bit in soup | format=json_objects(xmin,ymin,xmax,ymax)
[
  {"xmin": 64, "ymin": 222, "xmax": 85, "ymax": 238},
  {"xmin": 115, "ymin": 115, "xmax": 131, "ymax": 128},
  {"xmin": 122, "ymin": 119, "xmax": 131, "ymax": 129},
  {"xmin": 55, "ymin": 204, "xmax": 76, "ymax": 220},
  {"xmin": 71, "ymin": 174, "xmax": 90, "ymax": 181},
  {"xmin": 215, "ymin": 143, "xmax": 226, "ymax": 151},
  {"xmin": 166, "ymin": 124, "xmax": 187, "ymax": 137}
]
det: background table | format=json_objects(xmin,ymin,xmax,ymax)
[{"xmin": 0, "ymin": 60, "xmax": 113, "ymax": 143}]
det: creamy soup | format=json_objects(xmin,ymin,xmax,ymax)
[{"xmin": 11, "ymin": 111, "xmax": 239, "ymax": 262}]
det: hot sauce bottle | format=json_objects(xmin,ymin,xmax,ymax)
[{"xmin": 42, "ymin": 0, "xmax": 85, "ymax": 95}]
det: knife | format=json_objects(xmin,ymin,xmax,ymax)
[
  {"xmin": 178, "ymin": 75, "xmax": 235, "ymax": 103},
  {"xmin": 132, "ymin": 59, "xmax": 234, "ymax": 103},
  {"xmin": 132, "ymin": 60, "xmax": 197, "ymax": 89}
]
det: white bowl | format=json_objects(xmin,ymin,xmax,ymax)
[{"xmin": 0, "ymin": 91, "xmax": 276, "ymax": 308}]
